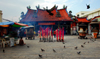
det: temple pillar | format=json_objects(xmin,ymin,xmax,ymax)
[
  {"xmin": 88, "ymin": 23, "xmax": 91, "ymax": 35},
  {"xmin": 70, "ymin": 22, "xmax": 73, "ymax": 35},
  {"xmin": 77, "ymin": 23, "xmax": 79, "ymax": 32}
]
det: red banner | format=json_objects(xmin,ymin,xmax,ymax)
[
  {"xmin": 62, "ymin": 27, "xmax": 64, "ymax": 41},
  {"xmin": 59, "ymin": 28, "xmax": 61, "ymax": 41}
]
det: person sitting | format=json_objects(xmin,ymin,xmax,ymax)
[{"xmin": 19, "ymin": 37, "xmax": 25, "ymax": 46}]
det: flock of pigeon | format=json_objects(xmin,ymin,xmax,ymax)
[
  {"xmin": 37, "ymin": 38, "xmax": 96, "ymax": 58},
  {"xmin": 2, "ymin": 38, "xmax": 96, "ymax": 58},
  {"xmin": 38, "ymin": 48, "xmax": 56, "ymax": 58},
  {"xmin": 75, "ymin": 38, "xmax": 96, "ymax": 55},
  {"xmin": 37, "ymin": 41, "xmax": 88, "ymax": 58}
]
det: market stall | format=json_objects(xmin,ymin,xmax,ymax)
[{"xmin": 0, "ymin": 22, "xmax": 28, "ymax": 48}]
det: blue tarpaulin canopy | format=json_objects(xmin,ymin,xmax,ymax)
[
  {"xmin": 0, "ymin": 22, "xmax": 28, "ymax": 27},
  {"xmin": 0, "ymin": 22, "xmax": 14, "ymax": 25}
]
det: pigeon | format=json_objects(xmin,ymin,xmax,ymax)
[
  {"xmin": 27, "ymin": 46, "xmax": 29, "ymax": 48},
  {"xmin": 3, "ymin": 49, "xmax": 5, "ymax": 53},
  {"xmin": 62, "ymin": 42, "xmax": 65, "ymax": 44},
  {"xmin": 64, "ymin": 46, "xmax": 65, "ymax": 48},
  {"xmin": 81, "ymin": 45, "xmax": 84, "ymax": 47},
  {"xmin": 88, "ymin": 41, "xmax": 89, "ymax": 43},
  {"xmin": 75, "ymin": 46, "xmax": 78, "ymax": 49},
  {"xmin": 41, "ymin": 48, "xmax": 45, "ymax": 52},
  {"xmin": 39, "ymin": 54, "xmax": 42, "ymax": 58},
  {"xmin": 53, "ymin": 49, "xmax": 56, "ymax": 52},
  {"xmin": 90, "ymin": 39, "xmax": 93, "ymax": 41},
  {"xmin": 46, "ymin": 10, "xmax": 54, "ymax": 16},
  {"xmin": 86, "ymin": 4, "xmax": 90, "ymax": 9},
  {"xmin": 90, "ymin": 39, "xmax": 94, "ymax": 42},
  {"xmin": 77, "ymin": 51, "xmax": 81, "ymax": 55},
  {"xmin": 83, "ymin": 42, "xmax": 86, "ymax": 44}
]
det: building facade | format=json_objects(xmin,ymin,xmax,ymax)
[
  {"xmin": 76, "ymin": 8, "xmax": 100, "ymax": 34},
  {"xmin": 20, "ymin": 5, "xmax": 74, "ymax": 35}
]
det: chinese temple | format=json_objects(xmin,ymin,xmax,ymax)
[
  {"xmin": 90, "ymin": 16, "xmax": 100, "ymax": 34},
  {"xmin": 20, "ymin": 5, "xmax": 73, "ymax": 35}
]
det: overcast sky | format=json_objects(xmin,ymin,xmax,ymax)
[{"xmin": 0, "ymin": 0, "xmax": 100, "ymax": 22}]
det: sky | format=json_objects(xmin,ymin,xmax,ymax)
[{"xmin": 0, "ymin": 0, "xmax": 100, "ymax": 22}]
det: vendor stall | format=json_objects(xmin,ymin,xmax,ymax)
[
  {"xmin": 0, "ymin": 22, "xmax": 28, "ymax": 48},
  {"xmin": 21, "ymin": 26, "xmax": 35, "ymax": 40}
]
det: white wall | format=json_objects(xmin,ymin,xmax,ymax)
[
  {"xmin": 93, "ymin": 12, "xmax": 98, "ymax": 17},
  {"xmin": 99, "ymin": 11, "xmax": 100, "ymax": 15},
  {"xmin": 76, "ymin": 8, "xmax": 100, "ymax": 20},
  {"xmin": 87, "ymin": 14, "xmax": 93, "ymax": 19}
]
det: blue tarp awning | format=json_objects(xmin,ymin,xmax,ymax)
[
  {"xmin": 0, "ymin": 22, "xmax": 14, "ymax": 25},
  {"xmin": 0, "ymin": 22, "xmax": 28, "ymax": 27}
]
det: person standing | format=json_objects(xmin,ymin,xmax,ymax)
[{"xmin": 17, "ymin": 29, "xmax": 20, "ymax": 37}]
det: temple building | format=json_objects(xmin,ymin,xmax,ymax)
[
  {"xmin": 76, "ymin": 8, "xmax": 100, "ymax": 34},
  {"xmin": 19, "ymin": 5, "xmax": 74, "ymax": 35}
]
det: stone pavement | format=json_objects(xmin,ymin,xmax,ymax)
[{"xmin": 0, "ymin": 35, "xmax": 100, "ymax": 59}]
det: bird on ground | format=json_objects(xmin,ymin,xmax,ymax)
[
  {"xmin": 77, "ymin": 51, "xmax": 81, "ymax": 55},
  {"xmin": 64, "ymin": 46, "xmax": 65, "ymax": 48},
  {"xmin": 27, "ymin": 46, "xmax": 29, "ymax": 48},
  {"xmin": 3, "ymin": 49, "xmax": 5, "ymax": 53},
  {"xmin": 53, "ymin": 49, "xmax": 56, "ymax": 52},
  {"xmin": 41, "ymin": 48, "xmax": 45, "ymax": 52},
  {"xmin": 62, "ymin": 42, "xmax": 65, "ymax": 44},
  {"xmin": 81, "ymin": 45, "xmax": 84, "ymax": 47},
  {"xmin": 92, "ymin": 40, "xmax": 94, "ymax": 42},
  {"xmin": 88, "ymin": 41, "xmax": 89, "ymax": 43},
  {"xmin": 90, "ymin": 39, "xmax": 92, "ymax": 41},
  {"xmin": 90, "ymin": 39, "xmax": 94, "ymax": 42},
  {"xmin": 83, "ymin": 42, "xmax": 86, "ymax": 44},
  {"xmin": 75, "ymin": 46, "xmax": 78, "ymax": 49},
  {"xmin": 39, "ymin": 54, "xmax": 42, "ymax": 58}
]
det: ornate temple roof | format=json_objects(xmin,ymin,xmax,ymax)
[
  {"xmin": 91, "ymin": 16, "xmax": 100, "ymax": 21},
  {"xmin": 76, "ymin": 17, "xmax": 90, "ymax": 23},
  {"xmin": 20, "ymin": 6, "xmax": 73, "ymax": 22}
]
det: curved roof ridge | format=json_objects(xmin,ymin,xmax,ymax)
[
  {"xmin": 91, "ymin": 15, "xmax": 100, "ymax": 21},
  {"xmin": 20, "ymin": 6, "xmax": 73, "ymax": 22},
  {"xmin": 27, "ymin": 8, "xmax": 36, "ymax": 11},
  {"xmin": 76, "ymin": 17, "xmax": 90, "ymax": 23}
]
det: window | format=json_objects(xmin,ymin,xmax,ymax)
[{"xmin": 81, "ymin": 13, "xmax": 84, "ymax": 15}]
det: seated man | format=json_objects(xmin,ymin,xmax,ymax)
[{"xmin": 19, "ymin": 37, "xmax": 25, "ymax": 46}]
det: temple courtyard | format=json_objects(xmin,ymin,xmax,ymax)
[{"xmin": 0, "ymin": 35, "xmax": 100, "ymax": 59}]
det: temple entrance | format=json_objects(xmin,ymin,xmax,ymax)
[
  {"xmin": 60, "ymin": 25, "xmax": 70, "ymax": 35},
  {"xmin": 64, "ymin": 25, "xmax": 70, "ymax": 35}
]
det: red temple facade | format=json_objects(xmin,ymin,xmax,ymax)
[
  {"xmin": 70, "ymin": 17, "xmax": 90, "ymax": 35},
  {"xmin": 19, "ymin": 5, "xmax": 91, "ymax": 35},
  {"xmin": 20, "ymin": 5, "xmax": 74, "ymax": 35}
]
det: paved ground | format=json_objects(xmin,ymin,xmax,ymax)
[{"xmin": 0, "ymin": 35, "xmax": 100, "ymax": 59}]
